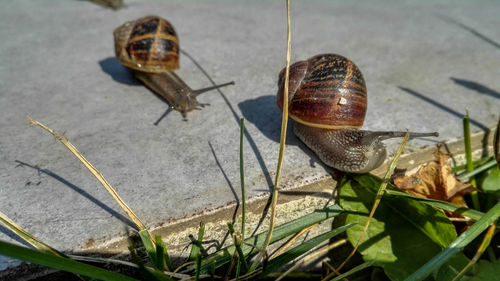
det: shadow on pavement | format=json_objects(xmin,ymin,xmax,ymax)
[
  {"xmin": 14, "ymin": 160, "xmax": 136, "ymax": 229},
  {"xmin": 451, "ymin": 77, "xmax": 500, "ymax": 99}
]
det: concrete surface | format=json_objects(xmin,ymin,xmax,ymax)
[{"xmin": 1, "ymin": 0, "xmax": 499, "ymax": 269}]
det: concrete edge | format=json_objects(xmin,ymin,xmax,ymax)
[{"xmin": 90, "ymin": 126, "xmax": 496, "ymax": 257}]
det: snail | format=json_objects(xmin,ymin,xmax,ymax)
[
  {"xmin": 114, "ymin": 15, "xmax": 234, "ymax": 118},
  {"xmin": 90, "ymin": 0, "xmax": 123, "ymax": 10},
  {"xmin": 277, "ymin": 54, "xmax": 438, "ymax": 173}
]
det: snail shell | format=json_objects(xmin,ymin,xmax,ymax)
[
  {"xmin": 277, "ymin": 54, "xmax": 367, "ymax": 129},
  {"xmin": 114, "ymin": 15, "xmax": 179, "ymax": 73}
]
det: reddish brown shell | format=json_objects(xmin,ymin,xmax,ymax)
[
  {"xmin": 277, "ymin": 54, "xmax": 367, "ymax": 129},
  {"xmin": 114, "ymin": 15, "xmax": 179, "ymax": 73}
]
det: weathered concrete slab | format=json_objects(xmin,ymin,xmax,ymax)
[{"xmin": 1, "ymin": 0, "xmax": 499, "ymax": 267}]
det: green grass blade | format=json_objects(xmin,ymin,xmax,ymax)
[
  {"xmin": 155, "ymin": 236, "xmax": 173, "ymax": 272},
  {"xmin": 228, "ymin": 222, "xmax": 249, "ymax": 273},
  {"xmin": 463, "ymin": 111, "xmax": 480, "ymax": 209},
  {"xmin": 194, "ymin": 254, "xmax": 201, "ymax": 281},
  {"xmin": 196, "ymin": 205, "xmax": 344, "ymax": 273},
  {"xmin": 154, "ymin": 236, "xmax": 165, "ymax": 271},
  {"xmin": 0, "ymin": 211, "xmax": 62, "ymax": 256},
  {"xmin": 452, "ymin": 222, "xmax": 497, "ymax": 281},
  {"xmin": 0, "ymin": 240, "xmax": 139, "ymax": 281},
  {"xmin": 235, "ymin": 260, "xmax": 242, "ymax": 281},
  {"xmin": 139, "ymin": 229, "xmax": 157, "ymax": 266},
  {"xmin": 189, "ymin": 222, "xmax": 205, "ymax": 262},
  {"xmin": 456, "ymin": 159, "xmax": 497, "ymax": 181},
  {"xmin": 385, "ymin": 190, "xmax": 497, "ymax": 225},
  {"xmin": 325, "ymin": 261, "xmax": 374, "ymax": 281},
  {"xmin": 405, "ymin": 202, "xmax": 500, "ymax": 281},
  {"xmin": 257, "ymin": 223, "xmax": 356, "ymax": 278},
  {"xmin": 494, "ymin": 116, "xmax": 500, "ymax": 168},
  {"xmin": 140, "ymin": 267, "xmax": 174, "ymax": 281},
  {"xmin": 452, "ymin": 156, "xmax": 493, "ymax": 174},
  {"xmin": 240, "ymin": 118, "xmax": 247, "ymax": 239}
]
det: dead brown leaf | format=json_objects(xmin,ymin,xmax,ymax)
[{"xmin": 393, "ymin": 147, "xmax": 474, "ymax": 206}]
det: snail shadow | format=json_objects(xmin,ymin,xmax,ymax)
[
  {"xmin": 98, "ymin": 57, "xmax": 140, "ymax": 86},
  {"xmin": 180, "ymin": 49, "xmax": 276, "ymax": 235},
  {"xmin": 98, "ymin": 57, "xmax": 176, "ymax": 124},
  {"xmin": 451, "ymin": 77, "xmax": 500, "ymax": 99},
  {"xmin": 180, "ymin": 49, "xmax": 274, "ymax": 187},
  {"xmin": 437, "ymin": 15, "xmax": 500, "ymax": 50},
  {"xmin": 238, "ymin": 95, "xmax": 342, "ymax": 172},
  {"xmin": 14, "ymin": 160, "xmax": 136, "ymax": 229},
  {"xmin": 237, "ymin": 95, "xmax": 298, "ymax": 145},
  {"xmin": 238, "ymin": 95, "xmax": 333, "ymax": 170}
]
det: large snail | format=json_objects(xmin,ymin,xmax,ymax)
[
  {"xmin": 277, "ymin": 54, "xmax": 438, "ymax": 173},
  {"xmin": 114, "ymin": 15, "xmax": 234, "ymax": 118}
]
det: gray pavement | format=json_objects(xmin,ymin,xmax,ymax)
[{"xmin": 1, "ymin": 0, "xmax": 499, "ymax": 268}]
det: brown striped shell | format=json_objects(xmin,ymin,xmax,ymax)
[
  {"xmin": 114, "ymin": 15, "xmax": 179, "ymax": 73},
  {"xmin": 277, "ymin": 54, "xmax": 367, "ymax": 129}
]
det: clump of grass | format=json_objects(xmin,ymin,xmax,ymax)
[{"xmin": 2, "ymin": 116, "xmax": 500, "ymax": 281}]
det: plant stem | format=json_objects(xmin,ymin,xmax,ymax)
[
  {"xmin": 249, "ymin": 0, "xmax": 292, "ymax": 272},
  {"xmin": 463, "ymin": 111, "xmax": 480, "ymax": 210},
  {"xmin": 239, "ymin": 118, "xmax": 246, "ymax": 239}
]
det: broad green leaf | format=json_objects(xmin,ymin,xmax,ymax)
[
  {"xmin": 470, "ymin": 259, "xmax": 500, "ymax": 281},
  {"xmin": 354, "ymin": 174, "xmax": 456, "ymax": 247},
  {"xmin": 433, "ymin": 253, "xmax": 471, "ymax": 281},
  {"xmin": 478, "ymin": 166, "xmax": 500, "ymax": 195},
  {"xmin": 405, "ymin": 203, "xmax": 500, "ymax": 281},
  {"xmin": 338, "ymin": 174, "xmax": 457, "ymax": 281},
  {"xmin": 385, "ymin": 190, "xmax": 488, "ymax": 224}
]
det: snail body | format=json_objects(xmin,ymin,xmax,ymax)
[
  {"xmin": 277, "ymin": 54, "xmax": 438, "ymax": 173},
  {"xmin": 114, "ymin": 15, "xmax": 234, "ymax": 118}
]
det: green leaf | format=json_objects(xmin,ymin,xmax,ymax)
[
  {"xmin": 406, "ymin": 202, "xmax": 500, "ymax": 281},
  {"xmin": 385, "ymin": 190, "xmax": 488, "ymax": 224},
  {"xmin": 353, "ymin": 174, "xmax": 456, "ymax": 247},
  {"xmin": 338, "ymin": 174, "xmax": 457, "ymax": 281},
  {"xmin": 478, "ymin": 166, "xmax": 500, "ymax": 195},
  {"xmin": 433, "ymin": 253, "xmax": 471, "ymax": 281},
  {"xmin": 469, "ymin": 259, "xmax": 500, "ymax": 281},
  {"xmin": 0, "ymin": 240, "xmax": 138, "ymax": 281}
]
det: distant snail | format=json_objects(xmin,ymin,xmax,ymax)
[
  {"xmin": 90, "ymin": 0, "xmax": 123, "ymax": 10},
  {"xmin": 277, "ymin": 54, "xmax": 438, "ymax": 173},
  {"xmin": 114, "ymin": 15, "xmax": 234, "ymax": 118}
]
